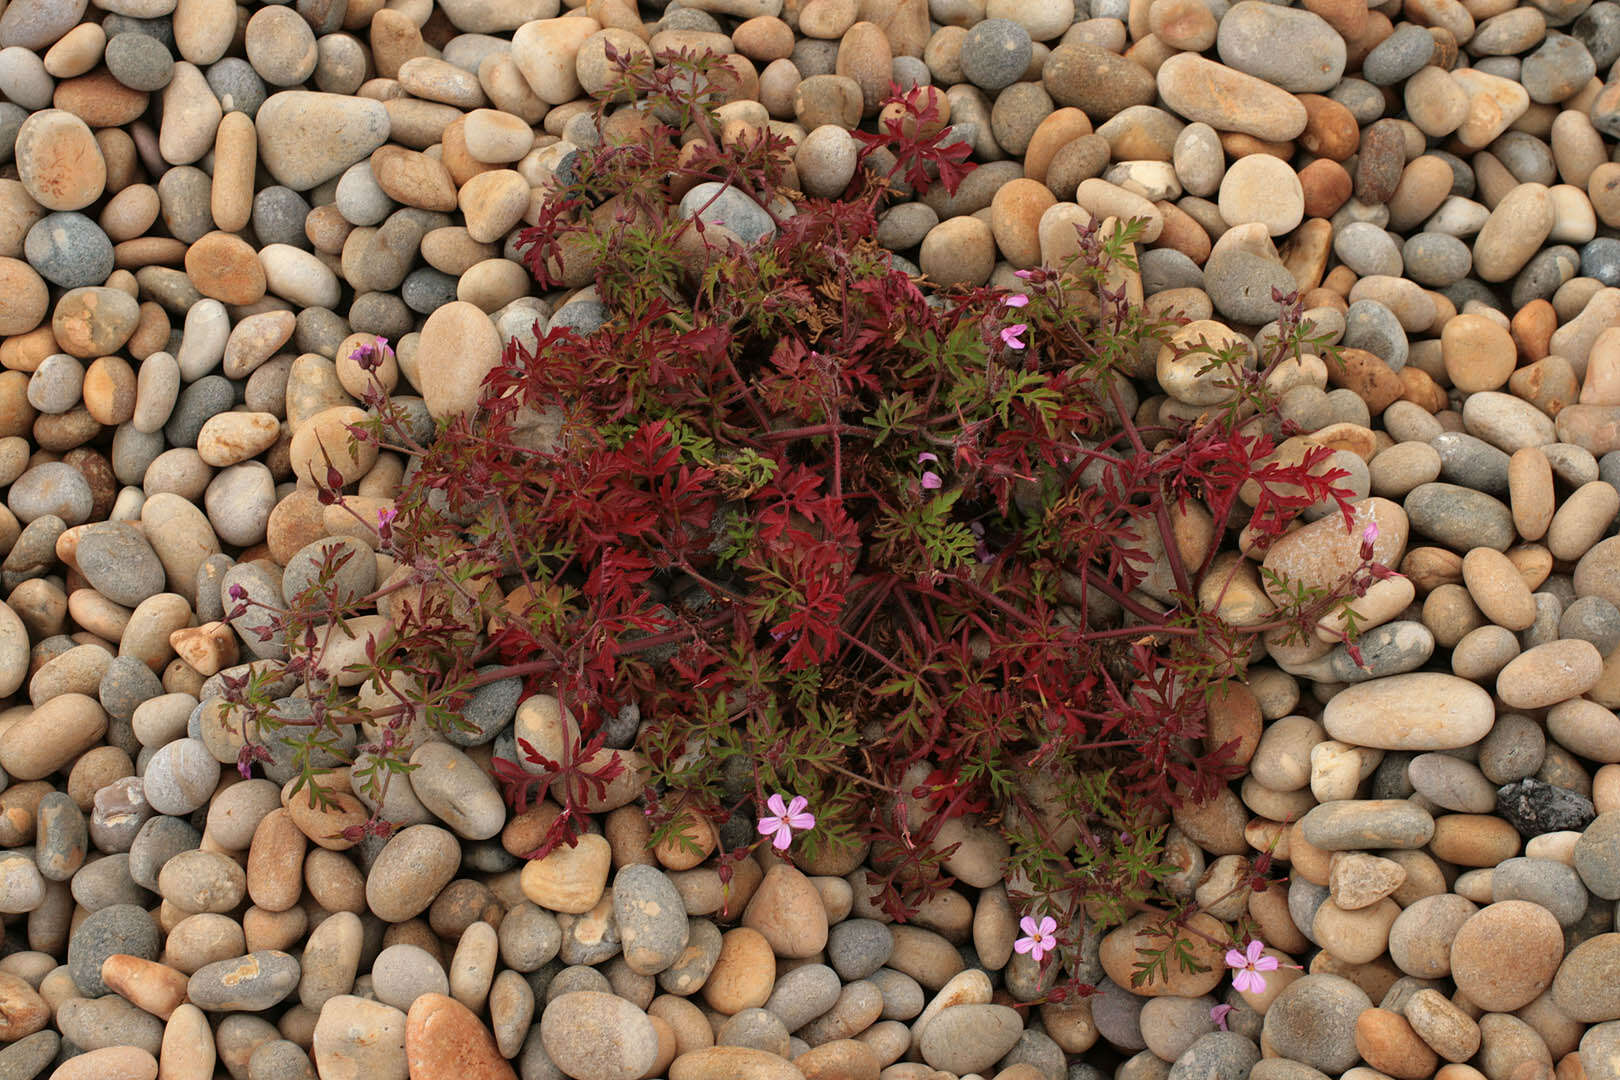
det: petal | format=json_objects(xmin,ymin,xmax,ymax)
[
  {"xmin": 1232, "ymin": 970, "xmax": 1255, "ymax": 994},
  {"xmin": 1040, "ymin": 934, "xmax": 1057, "ymax": 951},
  {"xmin": 1020, "ymin": 916, "xmax": 1039, "ymax": 936},
  {"xmin": 1004, "ymin": 293, "xmax": 1030, "ymax": 307},
  {"xmin": 917, "ymin": 451, "xmax": 939, "ymax": 464},
  {"xmin": 1224, "ymin": 949, "xmax": 1248, "ymax": 970},
  {"xmin": 921, "ymin": 471, "xmax": 942, "ymax": 489},
  {"xmin": 771, "ymin": 827, "xmax": 792, "ymax": 850},
  {"xmin": 1254, "ymin": 955, "xmax": 1280, "ymax": 972},
  {"xmin": 786, "ymin": 795, "xmax": 809, "ymax": 817},
  {"xmin": 1039, "ymin": 916, "xmax": 1057, "ymax": 936},
  {"xmin": 788, "ymin": 811, "xmax": 816, "ymax": 830},
  {"xmin": 757, "ymin": 817, "xmax": 781, "ymax": 836},
  {"xmin": 1030, "ymin": 943, "xmax": 1046, "ymax": 963},
  {"xmin": 1014, "ymin": 937, "xmax": 1034, "ymax": 955},
  {"xmin": 1246, "ymin": 939, "xmax": 1266, "ymax": 964},
  {"xmin": 767, "ymin": 793, "xmax": 789, "ymax": 817}
]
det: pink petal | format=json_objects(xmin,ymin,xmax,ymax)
[
  {"xmin": 770, "ymin": 826, "xmax": 792, "ymax": 850},
  {"xmin": 757, "ymin": 816, "xmax": 781, "ymax": 837},
  {"xmin": 1029, "ymin": 942, "xmax": 1047, "ymax": 963},
  {"xmin": 1246, "ymin": 939, "xmax": 1266, "ymax": 965},
  {"xmin": 1224, "ymin": 949, "xmax": 1248, "ymax": 970},
  {"xmin": 767, "ymin": 793, "xmax": 789, "ymax": 817},
  {"xmin": 1014, "ymin": 937, "xmax": 1034, "ymax": 955},
  {"xmin": 788, "ymin": 811, "xmax": 816, "ymax": 830},
  {"xmin": 1014, "ymin": 269, "xmax": 1034, "ymax": 279},
  {"xmin": 1004, "ymin": 293, "xmax": 1030, "ymax": 308},
  {"xmin": 786, "ymin": 795, "xmax": 809, "ymax": 818},
  {"xmin": 917, "ymin": 451, "xmax": 938, "ymax": 464},
  {"xmin": 921, "ymin": 471, "xmax": 942, "ymax": 490},
  {"xmin": 1038, "ymin": 916, "xmax": 1058, "ymax": 936},
  {"xmin": 1210, "ymin": 1003, "xmax": 1232, "ymax": 1030},
  {"xmin": 1232, "ymin": 969, "xmax": 1257, "ymax": 994},
  {"xmin": 1019, "ymin": 916, "xmax": 1040, "ymax": 936},
  {"xmin": 1253, "ymin": 955, "xmax": 1280, "ymax": 972}
]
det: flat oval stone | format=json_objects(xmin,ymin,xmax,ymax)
[
  {"xmin": 1300, "ymin": 799, "xmax": 1437, "ymax": 850},
  {"xmin": 187, "ymin": 950, "xmax": 300, "ymax": 1011},
  {"xmin": 1322, "ymin": 673, "xmax": 1495, "ymax": 750},
  {"xmin": 540, "ymin": 991, "xmax": 658, "ymax": 1080}
]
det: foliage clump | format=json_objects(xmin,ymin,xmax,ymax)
[{"xmin": 224, "ymin": 47, "xmax": 1378, "ymax": 994}]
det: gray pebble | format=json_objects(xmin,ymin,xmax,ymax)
[
  {"xmin": 100, "ymin": 655, "xmax": 163, "ymax": 720},
  {"xmin": 128, "ymin": 814, "xmax": 201, "ymax": 892},
  {"xmin": 1431, "ymin": 431, "xmax": 1511, "ymax": 496},
  {"xmin": 1361, "ymin": 23, "xmax": 1434, "ymax": 84},
  {"xmin": 35, "ymin": 791, "xmax": 86, "ymax": 883},
  {"xmin": 188, "ymin": 950, "xmax": 301, "ymax": 1011},
  {"xmin": 402, "ymin": 266, "xmax": 458, "ymax": 314},
  {"xmin": 206, "ymin": 57, "xmax": 267, "ymax": 118},
  {"xmin": 164, "ymin": 375, "xmax": 236, "ymax": 449},
  {"xmin": 75, "ymin": 522, "xmax": 165, "ymax": 607},
  {"xmin": 68, "ymin": 903, "xmax": 161, "ymax": 996},
  {"xmin": 1492, "ymin": 856, "xmax": 1589, "ymax": 926},
  {"xmin": 104, "ymin": 31, "xmax": 173, "ymax": 91},
  {"xmin": 960, "ymin": 19, "xmax": 1032, "ymax": 92},
  {"xmin": 27, "ymin": 353, "xmax": 84, "ymax": 415},
  {"xmin": 1342, "ymin": 299, "xmax": 1409, "ymax": 370},
  {"xmin": 8, "ymin": 462, "xmax": 93, "ymax": 526},
  {"xmin": 24, "ymin": 212, "xmax": 113, "ymax": 289},
  {"xmin": 827, "ymin": 919, "xmax": 894, "ymax": 980},
  {"xmin": 252, "ymin": 186, "xmax": 311, "ymax": 249},
  {"xmin": 678, "ymin": 183, "xmax": 775, "ymax": 245},
  {"xmin": 1575, "ymin": 1, "xmax": 1620, "ymax": 67},
  {"xmin": 1402, "ymin": 232, "xmax": 1472, "ymax": 287},
  {"xmin": 157, "ymin": 166, "xmax": 216, "ymax": 244},
  {"xmin": 1203, "ymin": 251, "xmax": 1293, "ymax": 324},
  {"xmin": 1170, "ymin": 1032, "xmax": 1260, "ymax": 1080}
]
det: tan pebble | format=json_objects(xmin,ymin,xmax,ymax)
[
  {"xmin": 1461, "ymin": 548, "xmax": 1536, "ymax": 631},
  {"xmin": 195, "ymin": 412, "xmax": 280, "ymax": 468},
  {"xmin": 702, "ymin": 927, "xmax": 775, "ymax": 1014},
  {"xmin": 15, "ymin": 110, "xmax": 106, "ymax": 212},
  {"xmin": 1497, "ymin": 639, "xmax": 1603, "ymax": 709},
  {"xmin": 1547, "ymin": 480, "xmax": 1620, "ymax": 562},
  {"xmin": 48, "ymin": 1047, "xmax": 157, "ymax": 1080},
  {"xmin": 184, "ymin": 232, "xmax": 267, "ymax": 306},
  {"xmin": 1357, "ymin": 1007, "xmax": 1442, "ymax": 1080}
]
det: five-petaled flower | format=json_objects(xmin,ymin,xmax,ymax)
[
  {"xmin": 757, "ymin": 793, "xmax": 815, "ymax": 850},
  {"xmin": 1210, "ymin": 1003, "xmax": 1233, "ymax": 1031},
  {"xmin": 1000, "ymin": 323, "xmax": 1027, "ymax": 350},
  {"xmin": 1226, "ymin": 939, "xmax": 1278, "ymax": 994},
  {"xmin": 1013, "ymin": 914, "xmax": 1058, "ymax": 964}
]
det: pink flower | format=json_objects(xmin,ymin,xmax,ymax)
[
  {"xmin": 1359, "ymin": 519, "xmax": 1379, "ymax": 559},
  {"xmin": 1210, "ymin": 1003, "xmax": 1233, "ymax": 1031},
  {"xmin": 1000, "ymin": 323, "xmax": 1027, "ymax": 350},
  {"xmin": 1004, "ymin": 293, "xmax": 1030, "ymax": 308},
  {"xmin": 1013, "ymin": 914, "xmax": 1058, "ymax": 964},
  {"xmin": 921, "ymin": 471, "xmax": 942, "ymax": 490},
  {"xmin": 757, "ymin": 793, "xmax": 815, "ymax": 850},
  {"xmin": 1014, "ymin": 269, "xmax": 1035, "ymax": 279},
  {"xmin": 1225, "ymin": 939, "xmax": 1279, "ymax": 994}
]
